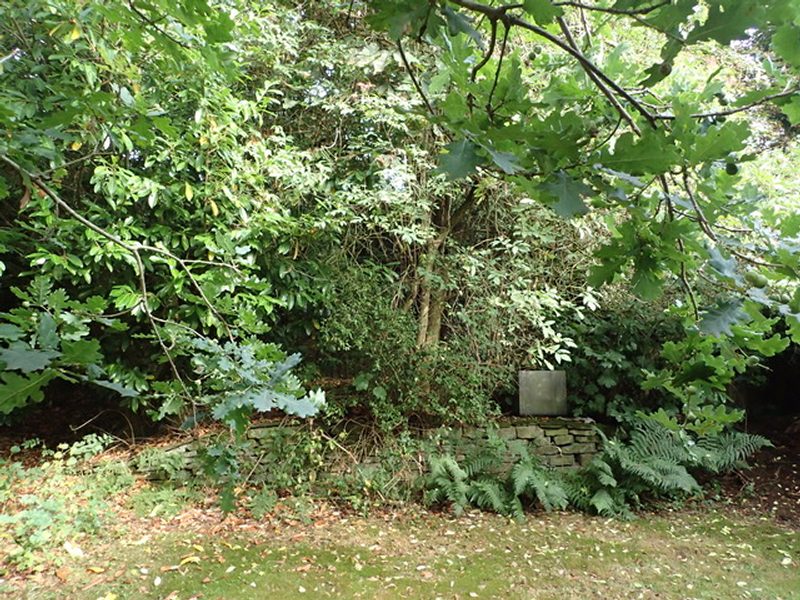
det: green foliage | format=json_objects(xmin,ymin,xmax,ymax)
[
  {"xmin": 423, "ymin": 432, "xmax": 567, "ymax": 519},
  {"xmin": 563, "ymin": 418, "xmax": 770, "ymax": 518},
  {"xmin": 317, "ymin": 266, "xmax": 499, "ymax": 429},
  {"xmin": 0, "ymin": 437, "xmax": 135, "ymax": 572},
  {"xmin": 424, "ymin": 415, "xmax": 768, "ymax": 520},
  {"xmin": 131, "ymin": 447, "xmax": 189, "ymax": 481},
  {"xmin": 565, "ymin": 301, "xmax": 684, "ymax": 424},
  {"xmin": 0, "ymin": 277, "xmax": 137, "ymax": 417},
  {"xmin": 0, "ymin": 0, "xmax": 325, "ymax": 434}
]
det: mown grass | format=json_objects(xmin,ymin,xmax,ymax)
[{"xmin": 5, "ymin": 504, "xmax": 798, "ymax": 600}]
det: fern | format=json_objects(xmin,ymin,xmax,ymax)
[
  {"xmin": 469, "ymin": 478, "xmax": 509, "ymax": 514},
  {"xmin": 425, "ymin": 454, "xmax": 471, "ymax": 515},
  {"xmin": 693, "ymin": 431, "xmax": 771, "ymax": 473},
  {"xmin": 510, "ymin": 457, "xmax": 568, "ymax": 512}
]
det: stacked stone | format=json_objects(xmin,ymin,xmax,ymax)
[{"xmin": 489, "ymin": 418, "xmax": 600, "ymax": 468}]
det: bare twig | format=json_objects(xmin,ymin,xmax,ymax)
[
  {"xmin": 396, "ymin": 39, "xmax": 435, "ymax": 115},
  {"xmin": 471, "ymin": 18, "xmax": 498, "ymax": 81},
  {"xmin": 127, "ymin": 0, "xmax": 193, "ymax": 50},
  {"xmin": 486, "ymin": 21, "xmax": 511, "ymax": 115}
]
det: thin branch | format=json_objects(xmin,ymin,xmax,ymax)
[
  {"xmin": 486, "ymin": 22, "xmax": 511, "ymax": 115},
  {"xmin": 471, "ymin": 17, "xmax": 498, "ymax": 81},
  {"xmin": 33, "ymin": 145, "xmax": 113, "ymax": 178},
  {"xmin": 450, "ymin": 0, "xmax": 659, "ymax": 128},
  {"xmin": 557, "ymin": 16, "xmax": 641, "ymax": 135},
  {"xmin": 396, "ymin": 39, "xmax": 435, "ymax": 115},
  {"xmin": 127, "ymin": 0, "xmax": 193, "ymax": 50},
  {"xmin": 655, "ymin": 86, "xmax": 800, "ymax": 120},
  {"xmin": 680, "ymin": 169, "xmax": 717, "ymax": 242},
  {"xmin": 677, "ymin": 168, "xmax": 781, "ymax": 269},
  {"xmin": 661, "ymin": 175, "xmax": 698, "ymax": 319},
  {"xmin": 553, "ymin": 0, "xmax": 670, "ymax": 16}
]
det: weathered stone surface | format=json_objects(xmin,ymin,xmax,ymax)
[
  {"xmin": 553, "ymin": 435, "xmax": 574, "ymax": 445},
  {"xmin": 534, "ymin": 445, "xmax": 560, "ymax": 456},
  {"xmin": 462, "ymin": 428, "xmax": 486, "ymax": 439},
  {"xmin": 497, "ymin": 427, "xmax": 517, "ymax": 440},
  {"xmin": 562, "ymin": 443, "xmax": 596, "ymax": 454},
  {"xmin": 578, "ymin": 453, "xmax": 595, "ymax": 466},
  {"xmin": 542, "ymin": 428, "xmax": 569, "ymax": 437},
  {"xmin": 517, "ymin": 370, "xmax": 567, "ymax": 416},
  {"xmin": 547, "ymin": 455, "xmax": 576, "ymax": 467},
  {"xmin": 516, "ymin": 425, "xmax": 545, "ymax": 439},
  {"xmin": 539, "ymin": 420, "xmax": 573, "ymax": 429}
]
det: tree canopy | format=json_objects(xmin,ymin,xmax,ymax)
[{"xmin": 2, "ymin": 0, "xmax": 800, "ymax": 439}]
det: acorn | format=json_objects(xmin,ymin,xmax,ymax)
[{"xmin": 744, "ymin": 270, "xmax": 768, "ymax": 288}]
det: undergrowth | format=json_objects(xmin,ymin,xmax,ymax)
[
  {"xmin": 423, "ymin": 420, "xmax": 770, "ymax": 520},
  {"xmin": 0, "ymin": 434, "xmax": 135, "ymax": 573}
]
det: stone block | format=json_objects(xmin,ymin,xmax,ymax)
[
  {"xmin": 547, "ymin": 455, "xmax": 576, "ymax": 468},
  {"xmin": 553, "ymin": 435, "xmax": 574, "ymax": 445},
  {"xmin": 542, "ymin": 428, "xmax": 569, "ymax": 437},
  {"xmin": 578, "ymin": 453, "xmax": 595, "ymax": 466},
  {"xmin": 462, "ymin": 428, "xmax": 485, "ymax": 439},
  {"xmin": 516, "ymin": 425, "xmax": 545, "ymax": 440},
  {"xmin": 517, "ymin": 370, "xmax": 567, "ymax": 416},
  {"xmin": 497, "ymin": 427, "xmax": 517, "ymax": 440},
  {"xmin": 562, "ymin": 443, "xmax": 596, "ymax": 454},
  {"xmin": 534, "ymin": 445, "xmax": 560, "ymax": 456}
]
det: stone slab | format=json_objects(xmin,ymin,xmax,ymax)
[
  {"xmin": 547, "ymin": 455, "xmax": 576, "ymax": 467},
  {"xmin": 517, "ymin": 370, "xmax": 567, "ymax": 416},
  {"xmin": 516, "ymin": 425, "xmax": 545, "ymax": 440},
  {"xmin": 542, "ymin": 428, "xmax": 569, "ymax": 437},
  {"xmin": 562, "ymin": 443, "xmax": 597, "ymax": 454},
  {"xmin": 553, "ymin": 435, "xmax": 575, "ymax": 445},
  {"xmin": 497, "ymin": 427, "xmax": 517, "ymax": 440}
]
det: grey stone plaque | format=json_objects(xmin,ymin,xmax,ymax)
[{"xmin": 517, "ymin": 370, "xmax": 567, "ymax": 416}]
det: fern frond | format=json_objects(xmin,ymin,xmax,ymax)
[
  {"xmin": 510, "ymin": 459, "xmax": 538, "ymax": 497},
  {"xmin": 469, "ymin": 478, "xmax": 508, "ymax": 514},
  {"xmin": 463, "ymin": 453, "xmax": 500, "ymax": 478},
  {"xmin": 694, "ymin": 431, "xmax": 771, "ymax": 473}
]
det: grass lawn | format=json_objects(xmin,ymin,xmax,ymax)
[{"xmin": 3, "ymin": 501, "xmax": 798, "ymax": 600}]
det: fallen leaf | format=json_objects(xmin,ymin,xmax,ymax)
[
  {"xmin": 87, "ymin": 566, "xmax": 106, "ymax": 574},
  {"xmin": 64, "ymin": 540, "xmax": 84, "ymax": 558},
  {"xmin": 180, "ymin": 556, "xmax": 201, "ymax": 566},
  {"xmin": 160, "ymin": 565, "xmax": 180, "ymax": 572},
  {"xmin": 55, "ymin": 566, "xmax": 72, "ymax": 582}
]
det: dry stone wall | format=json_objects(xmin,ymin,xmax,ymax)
[
  {"xmin": 446, "ymin": 418, "xmax": 600, "ymax": 468},
  {"xmin": 136, "ymin": 418, "xmax": 601, "ymax": 480}
]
